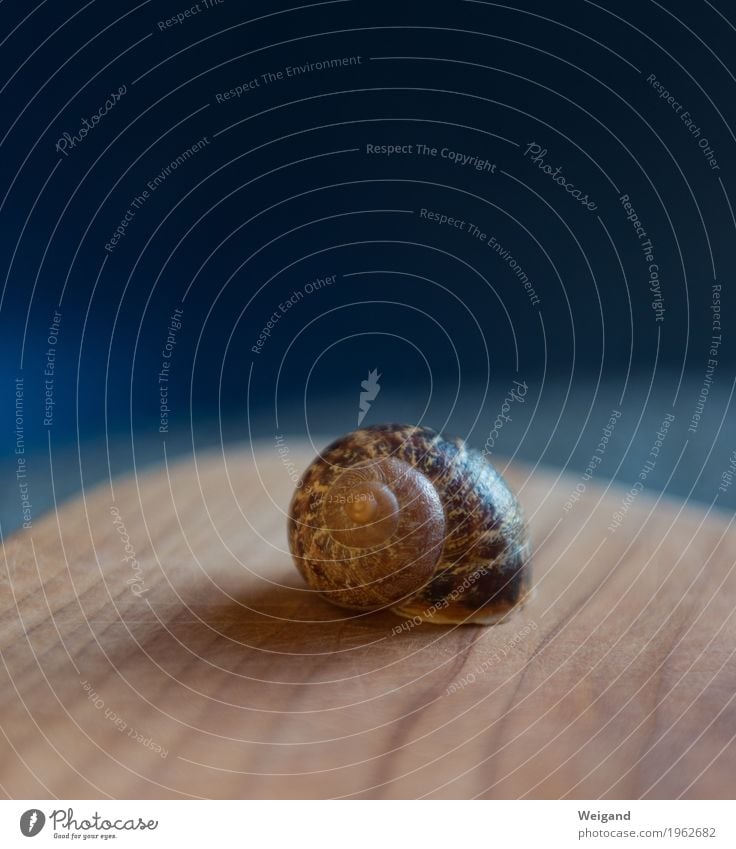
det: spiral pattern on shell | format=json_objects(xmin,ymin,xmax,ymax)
[{"xmin": 288, "ymin": 424, "xmax": 531, "ymax": 625}]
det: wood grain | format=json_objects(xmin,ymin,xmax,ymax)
[{"xmin": 1, "ymin": 442, "xmax": 735, "ymax": 799}]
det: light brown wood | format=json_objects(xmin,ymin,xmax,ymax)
[{"xmin": 1, "ymin": 442, "xmax": 735, "ymax": 799}]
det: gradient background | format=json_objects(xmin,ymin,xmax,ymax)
[{"xmin": 1, "ymin": 0, "xmax": 734, "ymax": 532}]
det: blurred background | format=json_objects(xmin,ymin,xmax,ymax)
[{"xmin": 1, "ymin": 0, "xmax": 734, "ymax": 532}]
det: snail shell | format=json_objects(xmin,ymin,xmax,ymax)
[{"xmin": 288, "ymin": 424, "xmax": 531, "ymax": 625}]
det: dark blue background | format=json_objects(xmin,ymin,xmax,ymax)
[{"xmin": 1, "ymin": 0, "xmax": 734, "ymax": 529}]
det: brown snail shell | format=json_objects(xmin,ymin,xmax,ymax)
[{"xmin": 287, "ymin": 424, "xmax": 531, "ymax": 625}]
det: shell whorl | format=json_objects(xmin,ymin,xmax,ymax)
[
  {"xmin": 288, "ymin": 424, "xmax": 531, "ymax": 623},
  {"xmin": 289, "ymin": 454, "xmax": 445, "ymax": 609}
]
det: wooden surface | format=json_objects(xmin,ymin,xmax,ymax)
[{"xmin": 1, "ymin": 442, "xmax": 735, "ymax": 799}]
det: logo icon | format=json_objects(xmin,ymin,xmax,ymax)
[
  {"xmin": 20, "ymin": 809, "xmax": 45, "ymax": 837},
  {"xmin": 358, "ymin": 369, "xmax": 381, "ymax": 425}
]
